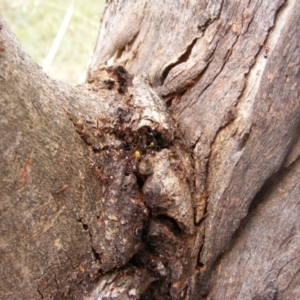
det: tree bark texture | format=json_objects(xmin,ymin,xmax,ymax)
[
  {"xmin": 1, "ymin": 0, "xmax": 300, "ymax": 299},
  {"xmin": 89, "ymin": 0, "xmax": 300, "ymax": 299}
]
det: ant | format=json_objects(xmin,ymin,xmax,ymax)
[
  {"xmin": 123, "ymin": 97, "xmax": 133, "ymax": 107},
  {"xmin": 263, "ymin": 45, "xmax": 269, "ymax": 59},
  {"xmin": 133, "ymin": 105, "xmax": 145, "ymax": 114},
  {"xmin": 173, "ymin": 160, "xmax": 184, "ymax": 171},
  {"xmin": 177, "ymin": 139, "xmax": 189, "ymax": 151},
  {"xmin": 167, "ymin": 149, "xmax": 177, "ymax": 158},
  {"xmin": 98, "ymin": 116, "xmax": 110, "ymax": 123},
  {"xmin": 54, "ymin": 184, "xmax": 69, "ymax": 194},
  {"xmin": 102, "ymin": 144, "xmax": 119, "ymax": 157},
  {"xmin": 90, "ymin": 162, "xmax": 114, "ymax": 183}
]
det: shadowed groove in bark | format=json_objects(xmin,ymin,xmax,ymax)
[
  {"xmin": 161, "ymin": 38, "xmax": 198, "ymax": 85},
  {"xmin": 163, "ymin": 61, "xmax": 212, "ymax": 108},
  {"xmin": 114, "ymin": 29, "xmax": 141, "ymax": 62},
  {"xmin": 195, "ymin": 1, "xmax": 300, "ymax": 297}
]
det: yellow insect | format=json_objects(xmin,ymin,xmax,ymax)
[{"xmin": 134, "ymin": 150, "xmax": 141, "ymax": 160}]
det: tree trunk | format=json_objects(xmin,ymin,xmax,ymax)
[{"xmin": 1, "ymin": 0, "xmax": 300, "ymax": 299}]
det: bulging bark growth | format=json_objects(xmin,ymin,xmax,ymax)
[
  {"xmin": 1, "ymin": 16, "xmax": 196, "ymax": 300},
  {"xmin": 89, "ymin": 0, "xmax": 300, "ymax": 298},
  {"xmin": 1, "ymin": 0, "xmax": 300, "ymax": 299}
]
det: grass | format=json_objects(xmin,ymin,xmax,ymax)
[{"xmin": 0, "ymin": 0, "xmax": 105, "ymax": 82}]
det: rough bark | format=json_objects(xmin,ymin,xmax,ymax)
[
  {"xmin": 89, "ymin": 0, "xmax": 300, "ymax": 299},
  {"xmin": 0, "ymin": 0, "xmax": 300, "ymax": 299},
  {"xmin": 0, "ymin": 14, "xmax": 194, "ymax": 300}
]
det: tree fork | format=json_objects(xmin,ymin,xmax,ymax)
[
  {"xmin": 1, "ymin": 0, "xmax": 300, "ymax": 298},
  {"xmin": 0, "ymin": 17, "xmax": 199, "ymax": 299}
]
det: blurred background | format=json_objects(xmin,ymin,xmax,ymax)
[{"xmin": 0, "ymin": 0, "xmax": 105, "ymax": 82}]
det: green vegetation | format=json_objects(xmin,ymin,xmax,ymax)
[{"xmin": 0, "ymin": 0, "xmax": 104, "ymax": 82}]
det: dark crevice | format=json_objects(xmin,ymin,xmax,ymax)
[
  {"xmin": 237, "ymin": 128, "xmax": 251, "ymax": 151},
  {"xmin": 162, "ymin": 53, "xmax": 213, "ymax": 111},
  {"xmin": 78, "ymin": 218, "xmax": 89, "ymax": 231},
  {"xmin": 161, "ymin": 38, "xmax": 198, "ymax": 85},
  {"xmin": 194, "ymin": 164, "xmax": 209, "ymax": 226},
  {"xmin": 165, "ymin": 96, "xmax": 174, "ymax": 108},
  {"xmin": 129, "ymin": 251, "xmax": 147, "ymax": 268},
  {"xmin": 77, "ymin": 218, "xmax": 102, "ymax": 267},
  {"xmin": 115, "ymin": 29, "xmax": 141, "ymax": 60},
  {"xmin": 153, "ymin": 214, "xmax": 182, "ymax": 235},
  {"xmin": 141, "ymin": 280, "xmax": 172, "ymax": 300},
  {"xmin": 196, "ymin": 261, "xmax": 206, "ymax": 271},
  {"xmin": 163, "ymin": 88, "xmax": 188, "ymax": 109},
  {"xmin": 91, "ymin": 247, "xmax": 101, "ymax": 263},
  {"xmin": 197, "ymin": 231, "xmax": 206, "ymax": 268},
  {"xmin": 37, "ymin": 287, "xmax": 44, "ymax": 299},
  {"xmin": 207, "ymin": 163, "xmax": 293, "ymax": 284},
  {"xmin": 247, "ymin": 166, "xmax": 289, "ymax": 215},
  {"xmin": 136, "ymin": 173, "xmax": 146, "ymax": 190},
  {"xmin": 130, "ymin": 29, "xmax": 141, "ymax": 47},
  {"xmin": 115, "ymin": 45, "xmax": 126, "ymax": 60},
  {"xmin": 108, "ymin": 65, "xmax": 133, "ymax": 94},
  {"xmin": 129, "ymin": 248, "xmax": 161, "ymax": 275}
]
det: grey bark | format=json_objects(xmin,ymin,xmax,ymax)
[
  {"xmin": 89, "ymin": 0, "xmax": 300, "ymax": 298},
  {"xmin": 1, "ymin": 0, "xmax": 300, "ymax": 299}
]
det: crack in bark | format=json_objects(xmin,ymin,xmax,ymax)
[
  {"xmin": 162, "ymin": 59, "xmax": 213, "ymax": 108},
  {"xmin": 114, "ymin": 29, "xmax": 141, "ymax": 66},
  {"xmin": 188, "ymin": 33, "xmax": 240, "ymax": 227},
  {"xmin": 198, "ymin": 0, "xmax": 224, "ymax": 30},
  {"xmin": 161, "ymin": 38, "xmax": 198, "ymax": 85},
  {"xmin": 190, "ymin": 3, "xmax": 276, "ymax": 277},
  {"xmin": 283, "ymin": 267, "xmax": 300, "ymax": 292}
]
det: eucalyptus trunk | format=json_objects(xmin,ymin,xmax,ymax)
[{"xmin": 1, "ymin": 0, "xmax": 300, "ymax": 299}]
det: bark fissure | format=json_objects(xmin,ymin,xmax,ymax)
[
  {"xmin": 162, "ymin": 59, "xmax": 213, "ymax": 108},
  {"xmin": 198, "ymin": 0, "xmax": 224, "ymax": 30},
  {"xmin": 187, "ymin": 29, "xmax": 242, "ymax": 227},
  {"xmin": 181, "ymin": 37, "xmax": 237, "ymax": 113},
  {"xmin": 161, "ymin": 38, "xmax": 198, "ymax": 85},
  {"xmin": 196, "ymin": 1, "xmax": 300, "ymax": 297},
  {"xmin": 112, "ymin": 29, "xmax": 141, "ymax": 66}
]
